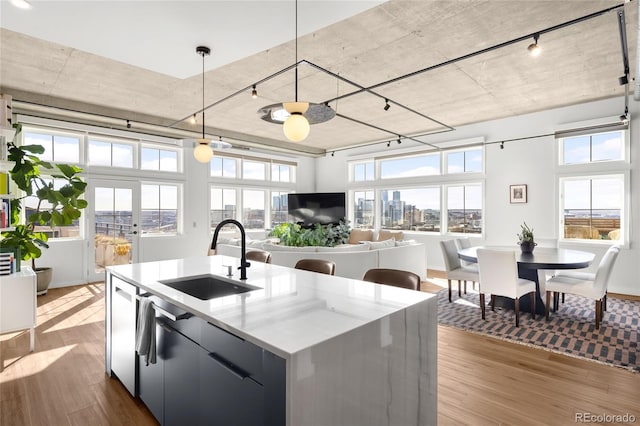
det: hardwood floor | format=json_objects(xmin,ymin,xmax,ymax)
[{"xmin": 1, "ymin": 282, "xmax": 638, "ymax": 425}]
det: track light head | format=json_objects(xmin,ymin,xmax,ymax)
[
  {"xmin": 331, "ymin": 151, "xmax": 335, "ymax": 157},
  {"xmin": 619, "ymin": 75, "xmax": 629, "ymax": 85},
  {"xmin": 126, "ymin": 120, "xmax": 131, "ymax": 129},
  {"xmin": 251, "ymin": 85, "xmax": 258, "ymax": 99},
  {"xmin": 384, "ymin": 99, "xmax": 390, "ymax": 111},
  {"xmin": 397, "ymin": 138, "xmax": 401, "ymax": 145},
  {"xmin": 387, "ymin": 141, "xmax": 391, "ymax": 147},
  {"xmin": 528, "ymin": 33, "xmax": 541, "ymax": 57},
  {"xmin": 500, "ymin": 141, "xmax": 504, "ymax": 150},
  {"xmin": 189, "ymin": 114, "xmax": 197, "ymax": 125}
]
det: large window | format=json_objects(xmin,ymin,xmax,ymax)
[
  {"xmin": 23, "ymin": 130, "xmax": 81, "ymax": 164},
  {"xmin": 242, "ymin": 190, "xmax": 265, "ymax": 229},
  {"xmin": 446, "ymin": 184, "xmax": 482, "ymax": 234},
  {"xmin": 561, "ymin": 176, "xmax": 623, "ymax": 241},
  {"xmin": 380, "ymin": 188, "xmax": 441, "ymax": 232},
  {"xmin": 210, "ymin": 188, "xmax": 237, "ymax": 232},
  {"xmin": 88, "ymin": 137, "xmax": 134, "ymax": 168},
  {"xmin": 353, "ymin": 190, "xmax": 374, "ymax": 229},
  {"xmin": 141, "ymin": 184, "xmax": 179, "ymax": 235},
  {"xmin": 271, "ymin": 191, "xmax": 289, "ymax": 228}
]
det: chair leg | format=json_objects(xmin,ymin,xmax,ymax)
[
  {"xmin": 457, "ymin": 280, "xmax": 461, "ymax": 296},
  {"xmin": 480, "ymin": 293, "xmax": 486, "ymax": 320},
  {"xmin": 464, "ymin": 280, "xmax": 467, "ymax": 294},
  {"xmin": 561, "ymin": 292, "xmax": 565, "ymax": 304},
  {"xmin": 448, "ymin": 279, "xmax": 452, "ymax": 302},
  {"xmin": 545, "ymin": 291, "xmax": 551, "ymax": 321},
  {"xmin": 595, "ymin": 299, "xmax": 602, "ymax": 329},
  {"xmin": 490, "ymin": 295, "xmax": 496, "ymax": 312},
  {"xmin": 603, "ymin": 293, "xmax": 607, "ymax": 311},
  {"xmin": 514, "ymin": 297, "xmax": 520, "ymax": 327},
  {"xmin": 530, "ymin": 292, "xmax": 535, "ymax": 320},
  {"xmin": 553, "ymin": 292, "xmax": 559, "ymax": 312}
]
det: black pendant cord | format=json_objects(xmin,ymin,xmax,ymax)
[
  {"xmin": 201, "ymin": 50, "xmax": 205, "ymax": 139},
  {"xmin": 294, "ymin": 0, "xmax": 298, "ymax": 103}
]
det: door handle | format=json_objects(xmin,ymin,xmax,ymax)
[{"xmin": 207, "ymin": 352, "xmax": 250, "ymax": 380}]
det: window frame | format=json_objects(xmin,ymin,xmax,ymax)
[
  {"xmin": 140, "ymin": 143, "xmax": 182, "ymax": 173},
  {"xmin": 139, "ymin": 182, "xmax": 182, "ymax": 237},
  {"xmin": 87, "ymin": 135, "xmax": 137, "ymax": 169}
]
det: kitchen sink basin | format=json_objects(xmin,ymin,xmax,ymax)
[{"xmin": 159, "ymin": 274, "xmax": 260, "ymax": 300}]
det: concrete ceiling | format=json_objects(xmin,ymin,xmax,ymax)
[{"xmin": 0, "ymin": 0, "xmax": 636, "ymax": 156}]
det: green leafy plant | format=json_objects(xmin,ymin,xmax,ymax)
[
  {"xmin": 269, "ymin": 221, "xmax": 351, "ymax": 247},
  {"xmin": 517, "ymin": 222, "xmax": 535, "ymax": 243},
  {"xmin": 1, "ymin": 126, "xmax": 87, "ymax": 268}
]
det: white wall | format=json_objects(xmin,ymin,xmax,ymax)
[{"xmin": 315, "ymin": 97, "xmax": 640, "ymax": 296}]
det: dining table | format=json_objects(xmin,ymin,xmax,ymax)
[{"xmin": 457, "ymin": 246, "xmax": 595, "ymax": 315}]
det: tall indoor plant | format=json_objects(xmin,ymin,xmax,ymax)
[{"xmin": 1, "ymin": 125, "xmax": 87, "ymax": 294}]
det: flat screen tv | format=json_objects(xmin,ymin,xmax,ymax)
[{"xmin": 288, "ymin": 192, "xmax": 346, "ymax": 227}]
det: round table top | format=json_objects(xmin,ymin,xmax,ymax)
[{"xmin": 457, "ymin": 246, "xmax": 595, "ymax": 270}]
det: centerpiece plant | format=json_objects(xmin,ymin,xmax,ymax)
[
  {"xmin": 270, "ymin": 221, "xmax": 350, "ymax": 247},
  {"xmin": 517, "ymin": 222, "xmax": 536, "ymax": 254}
]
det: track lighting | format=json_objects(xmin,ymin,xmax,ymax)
[
  {"xmin": 397, "ymin": 137, "xmax": 401, "ymax": 145},
  {"xmin": 331, "ymin": 151, "xmax": 335, "ymax": 157},
  {"xmin": 387, "ymin": 141, "xmax": 391, "ymax": 147},
  {"xmin": 500, "ymin": 141, "xmax": 504, "ymax": 149},
  {"xmin": 251, "ymin": 85, "xmax": 258, "ymax": 99},
  {"xmin": 620, "ymin": 107, "xmax": 629, "ymax": 125},
  {"xmin": 528, "ymin": 33, "xmax": 541, "ymax": 57},
  {"xmin": 619, "ymin": 75, "xmax": 629, "ymax": 85},
  {"xmin": 126, "ymin": 120, "xmax": 131, "ymax": 129},
  {"xmin": 384, "ymin": 99, "xmax": 391, "ymax": 111},
  {"xmin": 189, "ymin": 114, "xmax": 197, "ymax": 124}
]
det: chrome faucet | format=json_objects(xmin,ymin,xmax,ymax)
[{"xmin": 211, "ymin": 219, "xmax": 250, "ymax": 280}]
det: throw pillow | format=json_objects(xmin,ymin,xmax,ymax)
[
  {"xmin": 348, "ymin": 229, "xmax": 374, "ymax": 244},
  {"xmin": 377, "ymin": 230, "xmax": 404, "ymax": 241},
  {"xmin": 316, "ymin": 244, "xmax": 368, "ymax": 252},
  {"xmin": 363, "ymin": 238, "xmax": 396, "ymax": 250},
  {"xmin": 395, "ymin": 239, "xmax": 416, "ymax": 247}
]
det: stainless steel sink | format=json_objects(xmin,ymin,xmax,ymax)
[{"xmin": 158, "ymin": 274, "xmax": 260, "ymax": 300}]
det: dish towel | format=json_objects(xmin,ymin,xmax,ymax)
[{"xmin": 135, "ymin": 298, "xmax": 157, "ymax": 365}]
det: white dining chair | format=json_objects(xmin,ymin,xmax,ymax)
[
  {"xmin": 476, "ymin": 248, "xmax": 537, "ymax": 327},
  {"xmin": 544, "ymin": 245, "xmax": 620, "ymax": 329},
  {"xmin": 455, "ymin": 238, "xmax": 478, "ymax": 292},
  {"xmin": 439, "ymin": 240, "xmax": 480, "ymax": 302}
]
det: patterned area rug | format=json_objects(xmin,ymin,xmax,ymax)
[{"xmin": 437, "ymin": 290, "xmax": 639, "ymax": 372}]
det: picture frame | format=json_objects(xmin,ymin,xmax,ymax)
[{"xmin": 510, "ymin": 184, "xmax": 527, "ymax": 204}]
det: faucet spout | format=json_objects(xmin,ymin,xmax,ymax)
[{"xmin": 211, "ymin": 219, "xmax": 250, "ymax": 280}]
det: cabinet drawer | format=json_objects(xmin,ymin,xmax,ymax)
[
  {"xmin": 200, "ymin": 322, "xmax": 264, "ymax": 384},
  {"xmin": 150, "ymin": 297, "xmax": 203, "ymax": 345}
]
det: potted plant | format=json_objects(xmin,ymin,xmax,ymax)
[
  {"xmin": 1, "ymin": 125, "xmax": 87, "ymax": 294},
  {"xmin": 517, "ymin": 222, "xmax": 536, "ymax": 254}
]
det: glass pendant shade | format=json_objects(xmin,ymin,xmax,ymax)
[
  {"xmin": 283, "ymin": 113, "xmax": 310, "ymax": 142},
  {"xmin": 194, "ymin": 140, "xmax": 213, "ymax": 163}
]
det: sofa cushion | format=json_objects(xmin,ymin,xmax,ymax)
[
  {"xmin": 348, "ymin": 229, "xmax": 374, "ymax": 244},
  {"xmin": 363, "ymin": 238, "xmax": 396, "ymax": 250},
  {"xmin": 395, "ymin": 239, "xmax": 416, "ymax": 247},
  {"xmin": 316, "ymin": 244, "xmax": 369, "ymax": 253},
  {"xmin": 377, "ymin": 230, "xmax": 404, "ymax": 241}
]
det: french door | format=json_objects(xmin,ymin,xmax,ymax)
[{"xmin": 86, "ymin": 179, "xmax": 140, "ymax": 282}]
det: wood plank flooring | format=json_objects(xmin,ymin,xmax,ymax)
[{"xmin": 1, "ymin": 282, "xmax": 638, "ymax": 426}]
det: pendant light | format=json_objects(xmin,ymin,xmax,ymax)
[
  {"xmin": 191, "ymin": 45, "xmax": 231, "ymax": 163},
  {"xmin": 282, "ymin": 0, "xmax": 310, "ymax": 142}
]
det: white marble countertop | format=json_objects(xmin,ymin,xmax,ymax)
[{"xmin": 107, "ymin": 255, "xmax": 434, "ymax": 359}]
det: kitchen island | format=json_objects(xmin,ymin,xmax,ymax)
[{"xmin": 105, "ymin": 255, "xmax": 437, "ymax": 425}]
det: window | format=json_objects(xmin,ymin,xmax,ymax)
[
  {"xmin": 446, "ymin": 184, "xmax": 482, "ymax": 234},
  {"xmin": 141, "ymin": 184, "xmax": 179, "ymax": 235},
  {"xmin": 23, "ymin": 130, "xmax": 81, "ymax": 163},
  {"xmin": 271, "ymin": 191, "xmax": 289, "ymax": 228},
  {"xmin": 88, "ymin": 138, "xmax": 134, "ymax": 168},
  {"xmin": 272, "ymin": 164, "xmax": 292, "ymax": 182},
  {"xmin": 380, "ymin": 154, "xmax": 440, "ymax": 179},
  {"xmin": 210, "ymin": 188, "xmax": 237, "ymax": 232},
  {"xmin": 23, "ymin": 177, "xmax": 82, "ymax": 239},
  {"xmin": 242, "ymin": 190, "xmax": 265, "ymax": 229},
  {"xmin": 447, "ymin": 148, "xmax": 482, "ymax": 173},
  {"xmin": 210, "ymin": 156, "xmax": 237, "ymax": 178},
  {"xmin": 560, "ymin": 131, "xmax": 624, "ymax": 165},
  {"xmin": 353, "ymin": 161, "xmax": 374, "ymax": 181},
  {"xmin": 141, "ymin": 146, "xmax": 179, "ymax": 172},
  {"xmin": 242, "ymin": 160, "xmax": 266, "ymax": 180},
  {"xmin": 380, "ymin": 188, "xmax": 440, "ymax": 232},
  {"xmin": 561, "ymin": 176, "xmax": 623, "ymax": 241},
  {"xmin": 353, "ymin": 190, "xmax": 375, "ymax": 229}
]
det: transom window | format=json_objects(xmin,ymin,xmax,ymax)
[
  {"xmin": 380, "ymin": 154, "xmax": 440, "ymax": 179},
  {"xmin": 560, "ymin": 130, "xmax": 624, "ymax": 165},
  {"xmin": 211, "ymin": 156, "xmax": 237, "ymax": 178},
  {"xmin": 141, "ymin": 146, "xmax": 179, "ymax": 172},
  {"xmin": 242, "ymin": 160, "xmax": 266, "ymax": 180},
  {"xmin": 447, "ymin": 148, "xmax": 482, "ymax": 174},
  {"xmin": 23, "ymin": 130, "xmax": 81, "ymax": 164},
  {"xmin": 353, "ymin": 161, "xmax": 374, "ymax": 181},
  {"xmin": 88, "ymin": 137, "xmax": 134, "ymax": 168},
  {"xmin": 272, "ymin": 164, "xmax": 292, "ymax": 182}
]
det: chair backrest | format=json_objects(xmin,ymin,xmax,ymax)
[
  {"xmin": 593, "ymin": 245, "xmax": 620, "ymax": 297},
  {"xmin": 476, "ymin": 249, "xmax": 521, "ymax": 299},
  {"xmin": 455, "ymin": 238, "xmax": 472, "ymax": 250},
  {"xmin": 294, "ymin": 259, "xmax": 336, "ymax": 275},
  {"xmin": 439, "ymin": 240, "xmax": 462, "ymax": 272},
  {"xmin": 246, "ymin": 250, "xmax": 271, "ymax": 264},
  {"xmin": 362, "ymin": 268, "xmax": 420, "ymax": 291}
]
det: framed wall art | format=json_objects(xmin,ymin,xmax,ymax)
[{"xmin": 510, "ymin": 184, "xmax": 527, "ymax": 204}]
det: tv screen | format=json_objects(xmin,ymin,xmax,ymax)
[{"xmin": 288, "ymin": 192, "xmax": 346, "ymax": 227}]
